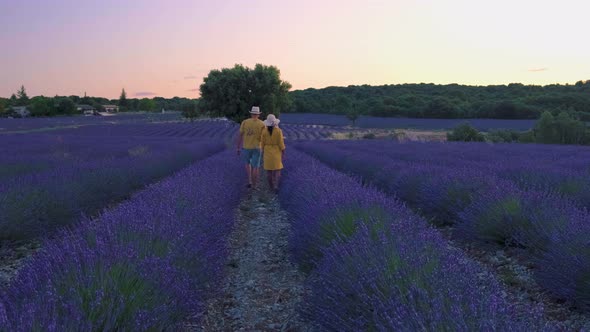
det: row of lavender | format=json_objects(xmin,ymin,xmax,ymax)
[
  {"xmin": 0, "ymin": 112, "xmax": 182, "ymax": 133},
  {"xmin": 279, "ymin": 113, "xmax": 537, "ymax": 131},
  {"xmin": 51, "ymin": 120, "xmax": 339, "ymax": 141},
  {"xmin": 297, "ymin": 140, "xmax": 590, "ymax": 311},
  {"xmin": 0, "ymin": 151, "xmax": 244, "ymax": 330},
  {"xmin": 3, "ymin": 115, "xmax": 342, "ymax": 142},
  {"xmin": 281, "ymin": 124, "xmax": 343, "ymax": 141},
  {"xmin": 52, "ymin": 120, "xmax": 238, "ymax": 140},
  {"xmin": 1, "ymin": 134, "xmax": 218, "ymax": 178},
  {"xmin": 1, "ymin": 133, "xmax": 225, "ymax": 240},
  {"xmin": 278, "ymin": 149, "xmax": 549, "ymax": 330}
]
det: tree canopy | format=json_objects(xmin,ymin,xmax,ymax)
[
  {"xmin": 0, "ymin": 98, "xmax": 6, "ymax": 115},
  {"xmin": 199, "ymin": 64, "xmax": 292, "ymax": 123},
  {"xmin": 0, "ymin": 85, "xmax": 200, "ymax": 117},
  {"xmin": 138, "ymin": 98, "xmax": 156, "ymax": 111},
  {"xmin": 16, "ymin": 85, "xmax": 29, "ymax": 106},
  {"xmin": 533, "ymin": 111, "xmax": 589, "ymax": 145},
  {"xmin": 119, "ymin": 88, "xmax": 128, "ymax": 109},
  {"xmin": 181, "ymin": 100, "xmax": 201, "ymax": 121},
  {"xmin": 4, "ymin": 79, "xmax": 590, "ymax": 120},
  {"xmin": 447, "ymin": 122, "xmax": 485, "ymax": 142},
  {"xmin": 288, "ymin": 81, "xmax": 590, "ymax": 120}
]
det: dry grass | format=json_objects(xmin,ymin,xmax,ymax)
[{"xmin": 329, "ymin": 128, "xmax": 448, "ymax": 142}]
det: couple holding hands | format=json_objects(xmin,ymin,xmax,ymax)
[{"xmin": 236, "ymin": 106, "xmax": 285, "ymax": 191}]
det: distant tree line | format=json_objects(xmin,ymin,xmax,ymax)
[
  {"xmin": 448, "ymin": 111, "xmax": 590, "ymax": 145},
  {"xmin": 5, "ymin": 79, "xmax": 590, "ymax": 121},
  {"xmin": 288, "ymin": 81, "xmax": 590, "ymax": 120},
  {"xmin": 0, "ymin": 86, "xmax": 199, "ymax": 117}
]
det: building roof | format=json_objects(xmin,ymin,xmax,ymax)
[{"xmin": 77, "ymin": 104, "xmax": 96, "ymax": 110}]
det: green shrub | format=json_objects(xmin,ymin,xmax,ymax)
[
  {"xmin": 447, "ymin": 123, "xmax": 485, "ymax": 142},
  {"xmin": 485, "ymin": 129, "xmax": 522, "ymax": 143},
  {"xmin": 518, "ymin": 131, "xmax": 536, "ymax": 143},
  {"xmin": 534, "ymin": 111, "xmax": 590, "ymax": 145}
]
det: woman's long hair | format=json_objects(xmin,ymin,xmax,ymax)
[{"xmin": 267, "ymin": 126, "xmax": 274, "ymax": 135}]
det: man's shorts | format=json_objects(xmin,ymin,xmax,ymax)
[{"xmin": 242, "ymin": 148, "xmax": 261, "ymax": 167}]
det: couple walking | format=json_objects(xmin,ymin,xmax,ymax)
[{"xmin": 236, "ymin": 106, "xmax": 286, "ymax": 191}]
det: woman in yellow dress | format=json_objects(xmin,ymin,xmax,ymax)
[{"xmin": 261, "ymin": 114, "xmax": 286, "ymax": 191}]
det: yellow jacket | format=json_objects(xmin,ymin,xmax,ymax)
[{"xmin": 261, "ymin": 127, "xmax": 286, "ymax": 170}]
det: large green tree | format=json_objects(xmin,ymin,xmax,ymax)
[
  {"xmin": 55, "ymin": 97, "xmax": 76, "ymax": 114},
  {"xmin": 534, "ymin": 111, "xmax": 589, "ymax": 145},
  {"xmin": 534, "ymin": 111, "xmax": 557, "ymax": 144},
  {"xmin": 138, "ymin": 98, "xmax": 156, "ymax": 111},
  {"xmin": 16, "ymin": 85, "xmax": 29, "ymax": 106},
  {"xmin": 0, "ymin": 98, "xmax": 6, "ymax": 116},
  {"xmin": 9, "ymin": 94, "xmax": 17, "ymax": 106},
  {"xmin": 199, "ymin": 64, "xmax": 292, "ymax": 123},
  {"xmin": 119, "ymin": 88, "xmax": 128, "ymax": 108},
  {"xmin": 181, "ymin": 100, "xmax": 200, "ymax": 121},
  {"xmin": 29, "ymin": 96, "xmax": 51, "ymax": 116}
]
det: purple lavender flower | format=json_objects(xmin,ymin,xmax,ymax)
[{"xmin": 1, "ymin": 151, "xmax": 244, "ymax": 330}]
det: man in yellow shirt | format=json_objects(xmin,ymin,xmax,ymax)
[{"xmin": 237, "ymin": 106, "xmax": 265, "ymax": 188}]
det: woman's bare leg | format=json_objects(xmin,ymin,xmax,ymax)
[
  {"xmin": 267, "ymin": 170, "xmax": 274, "ymax": 189},
  {"xmin": 273, "ymin": 170, "xmax": 281, "ymax": 190}
]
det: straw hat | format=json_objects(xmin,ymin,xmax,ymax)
[
  {"xmin": 250, "ymin": 106, "xmax": 261, "ymax": 114},
  {"xmin": 264, "ymin": 114, "xmax": 280, "ymax": 127}
]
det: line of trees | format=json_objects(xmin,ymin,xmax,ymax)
[
  {"xmin": 448, "ymin": 111, "xmax": 590, "ymax": 145},
  {"xmin": 0, "ymin": 86, "xmax": 199, "ymax": 117},
  {"xmin": 288, "ymin": 81, "xmax": 590, "ymax": 120},
  {"xmin": 4, "ymin": 76, "xmax": 590, "ymax": 121}
]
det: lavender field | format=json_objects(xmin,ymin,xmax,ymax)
[
  {"xmin": 1, "ymin": 116, "xmax": 589, "ymax": 330},
  {"xmin": 0, "ymin": 112, "xmax": 183, "ymax": 133},
  {"xmin": 281, "ymin": 113, "xmax": 537, "ymax": 130},
  {"xmin": 1, "ymin": 112, "xmax": 539, "ymax": 134},
  {"xmin": 296, "ymin": 140, "xmax": 590, "ymax": 327}
]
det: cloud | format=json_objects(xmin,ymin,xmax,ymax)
[
  {"xmin": 528, "ymin": 67, "xmax": 548, "ymax": 72},
  {"xmin": 134, "ymin": 91, "xmax": 158, "ymax": 97},
  {"xmin": 184, "ymin": 75, "xmax": 198, "ymax": 80},
  {"xmin": 187, "ymin": 88, "xmax": 199, "ymax": 92}
]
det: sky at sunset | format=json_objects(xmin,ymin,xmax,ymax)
[{"xmin": 1, "ymin": 0, "xmax": 589, "ymax": 99}]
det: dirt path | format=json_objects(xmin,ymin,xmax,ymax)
[
  {"xmin": 191, "ymin": 185, "xmax": 313, "ymax": 331},
  {"xmin": 0, "ymin": 240, "xmax": 40, "ymax": 288}
]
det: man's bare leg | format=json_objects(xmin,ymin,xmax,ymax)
[{"xmin": 245, "ymin": 164, "xmax": 252, "ymax": 187}]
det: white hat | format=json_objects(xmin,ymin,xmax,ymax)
[
  {"xmin": 250, "ymin": 106, "xmax": 261, "ymax": 114},
  {"xmin": 264, "ymin": 114, "xmax": 280, "ymax": 127}
]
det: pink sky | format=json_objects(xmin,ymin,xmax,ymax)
[{"xmin": 1, "ymin": 0, "xmax": 589, "ymax": 99}]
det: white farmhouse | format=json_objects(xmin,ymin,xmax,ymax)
[
  {"xmin": 10, "ymin": 106, "xmax": 31, "ymax": 117},
  {"xmin": 102, "ymin": 105, "xmax": 119, "ymax": 112}
]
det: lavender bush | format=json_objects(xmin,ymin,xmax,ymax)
[
  {"xmin": 0, "ymin": 151, "xmax": 244, "ymax": 330},
  {"xmin": 416, "ymin": 169, "xmax": 496, "ymax": 225},
  {"xmin": 279, "ymin": 149, "xmax": 548, "ymax": 330},
  {"xmin": 294, "ymin": 140, "xmax": 590, "ymax": 312},
  {"xmin": 536, "ymin": 230, "xmax": 590, "ymax": 310},
  {"xmin": 308, "ymin": 225, "xmax": 544, "ymax": 331},
  {"xmin": 457, "ymin": 184, "xmax": 585, "ymax": 251},
  {"xmin": 496, "ymin": 165, "xmax": 590, "ymax": 209},
  {"xmin": 0, "ymin": 140, "xmax": 224, "ymax": 240}
]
